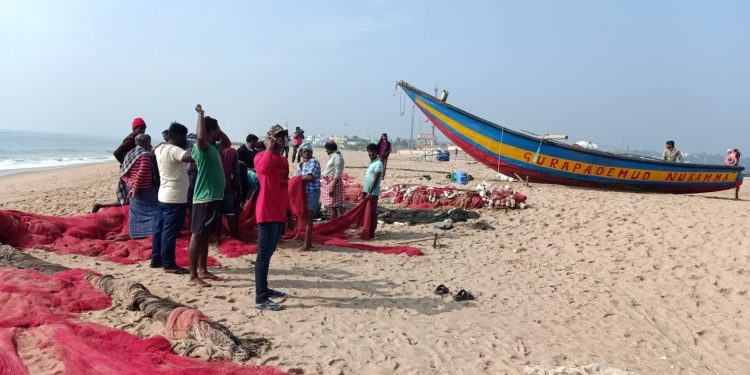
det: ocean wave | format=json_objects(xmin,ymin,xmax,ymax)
[{"xmin": 0, "ymin": 156, "xmax": 114, "ymax": 171}]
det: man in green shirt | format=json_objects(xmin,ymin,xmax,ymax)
[{"xmin": 188, "ymin": 104, "xmax": 231, "ymax": 287}]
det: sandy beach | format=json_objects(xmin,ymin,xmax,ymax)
[{"xmin": 2, "ymin": 149, "xmax": 749, "ymax": 374}]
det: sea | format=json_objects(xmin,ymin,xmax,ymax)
[{"xmin": 0, "ymin": 129, "xmax": 121, "ymax": 176}]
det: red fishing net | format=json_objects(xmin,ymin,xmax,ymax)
[
  {"xmin": 216, "ymin": 177, "xmax": 422, "ymax": 258},
  {"xmin": 0, "ymin": 173, "xmax": 422, "ymax": 263},
  {"xmin": 0, "ymin": 266, "xmax": 284, "ymax": 374},
  {"xmin": 0, "ymin": 207, "xmax": 219, "ymax": 266}
]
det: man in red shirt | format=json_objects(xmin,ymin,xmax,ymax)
[{"xmin": 253, "ymin": 124, "xmax": 290, "ymax": 311}]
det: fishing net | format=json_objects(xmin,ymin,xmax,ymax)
[
  {"xmin": 380, "ymin": 181, "xmax": 528, "ymax": 210},
  {"xmin": 0, "ymin": 253, "xmax": 284, "ymax": 374},
  {"xmin": 215, "ymin": 176, "xmax": 423, "ymax": 258},
  {"xmin": 86, "ymin": 274, "xmax": 259, "ymax": 361},
  {"xmin": 0, "ymin": 207, "xmax": 219, "ymax": 267}
]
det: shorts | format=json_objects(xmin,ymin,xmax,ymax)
[
  {"xmin": 306, "ymin": 189, "xmax": 321, "ymax": 212},
  {"xmin": 190, "ymin": 200, "xmax": 222, "ymax": 235},
  {"xmin": 221, "ymin": 193, "xmax": 237, "ymax": 215}
]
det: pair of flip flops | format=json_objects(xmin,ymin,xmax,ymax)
[{"xmin": 434, "ymin": 284, "xmax": 475, "ymax": 301}]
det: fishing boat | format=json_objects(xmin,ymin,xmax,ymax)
[{"xmin": 397, "ymin": 80, "xmax": 743, "ymax": 194}]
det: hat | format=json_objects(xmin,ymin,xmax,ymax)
[
  {"xmin": 267, "ymin": 124, "xmax": 288, "ymax": 136},
  {"xmin": 132, "ymin": 117, "xmax": 146, "ymax": 129},
  {"xmin": 300, "ymin": 142, "xmax": 312, "ymax": 151}
]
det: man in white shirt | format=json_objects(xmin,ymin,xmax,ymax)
[{"xmin": 151, "ymin": 122, "xmax": 194, "ymax": 274}]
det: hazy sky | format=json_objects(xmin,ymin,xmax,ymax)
[{"xmin": 1, "ymin": 0, "xmax": 748, "ymax": 153}]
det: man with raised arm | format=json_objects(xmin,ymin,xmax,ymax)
[{"xmin": 187, "ymin": 104, "xmax": 231, "ymax": 287}]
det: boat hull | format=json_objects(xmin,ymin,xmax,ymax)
[{"xmin": 399, "ymin": 81, "xmax": 743, "ymax": 194}]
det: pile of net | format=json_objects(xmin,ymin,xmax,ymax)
[
  {"xmin": 379, "ymin": 180, "xmax": 528, "ymax": 210},
  {"xmin": 0, "ymin": 207, "xmax": 219, "ymax": 266},
  {"xmin": 379, "ymin": 208, "xmax": 480, "ymax": 225},
  {"xmin": 0, "ymin": 263, "xmax": 284, "ymax": 374},
  {"xmin": 219, "ymin": 176, "xmax": 423, "ymax": 258},
  {"xmin": 86, "ymin": 273, "xmax": 263, "ymax": 361}
]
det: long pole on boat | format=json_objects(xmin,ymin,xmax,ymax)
[{"xmin": 410, "ymin": 105, "xmax": 415, "ymax": 149}]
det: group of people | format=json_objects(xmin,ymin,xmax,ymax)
[{"xmin": 108, "ymin": 108, "xmax": 389, "ymax": 311}]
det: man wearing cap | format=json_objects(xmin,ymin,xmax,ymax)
[
  {"xmin": 187, "ymin": 104, "xmax": 231, "ymax": 287},
  {"xmin": 114, "ymin": 117, "xmax": 147, "ymax": 164},
  {"xmin": 321, "ymin": 141, "xmax": 345, "ymax": 218},
  {"xmin": 253, "ymin": 124, "xmax": 290, "ymax": 311},
  {"xmin": 295, "ymin": 142, "xmax": 321, "ymax": 252},
  {"xmin": 662, "ymin": 140, "xmax": 685, "ymax": 163}
]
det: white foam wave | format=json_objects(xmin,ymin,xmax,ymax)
[{"xmin": 0, "ymin": 156, "xmax": 114, "ymax": 172}]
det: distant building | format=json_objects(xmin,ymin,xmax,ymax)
[{"xmin": 416, "ymin": 132, "xmax": 437, "ymax": 149}]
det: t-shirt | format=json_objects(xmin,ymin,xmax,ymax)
[
  {"xmin": 191, "ymin": 143, "xmax": 226, "ymax": 203},
  {"xmin": 220, "ymin": 147, "xmax": 239, "ymax": 194},
  {"xmin": 363, "ymin": 159, "xmax": 384, "ymax": 196},
  {"xmin": 254, "ymin": 150, "xmax": 289, "ymax": 223},
  {"xmin": 296, "ymin": 157, "xmax": 321, "ymax": 193},
  {"xmin": 323, "ymin": 151, "xmax": 344, "ymax": 179},
  {"xmin": 154, "ymin": 144, "xmax": 190, "ymax": 203},
  {"xmin": 237, "ymin": 144, "xmax": 258, "ymax": 169}
]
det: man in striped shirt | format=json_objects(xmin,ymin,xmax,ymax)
[{"xmin": 122, "ymin": 134, "xmax": 158, "ymax": 239}]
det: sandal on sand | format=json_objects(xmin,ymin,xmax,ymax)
[
  {"xmin": 434, "ymin": 284, "xmax": 450, "ymax": 295},
  {"xmin": 200, "ymin": 274, "xmax": 224, "ymax": 281},
  {"xmin": 149, "ymin": 263, "xmax": 163, "ymax": 269},
  {"xmin": 256, "ymin": 300, "xmax": 284, "ymax": 311},
  {"xmin": 453, "ymin": 289, "xmax": 475, "ymax": 301}
]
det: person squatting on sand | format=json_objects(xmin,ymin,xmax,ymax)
[
  {"xmin": 151, "ymin": 122, "xmax": 194, "ymax": 274},
  {"xmin": 92, "ymin": 117, "xmax": 148, "ymax": 213},
  {"xmin": 121, "ymin": 134, "xmax": 158, "ymax": 239},
  {"xmin": 377, "ymin": 133, "xmax": 392, "ymax": 179},
  {"xmin": 363, "ymin": 143, "xmax": 384, "ymax": 236},
  {"xmin": 253, "ymin": 124, "xmax": 290, "ymax": 311},
  {"xmin": 187, "ymin": 104, "xmax": 231, "ymax": 287},
  {"xmin": 295, "ymin": 142, "xmax": 321, "ymax": 252},
  {"xmin": 321, "ymin": 140, "xmax": 345, "ymax": 219}
]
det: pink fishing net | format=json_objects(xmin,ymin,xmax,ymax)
[{"xmin": 0, "ymin": 266, "xmax": 285, "ymax": 374}]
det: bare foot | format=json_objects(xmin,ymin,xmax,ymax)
[
  {"xmin": 294, "ymin": 244, "xmax": 311, "ymax": 252},
  {"xmin": 188, "ymin": 277, "xmax": 211, "ymax": 287},
  {"xmin": 198, "ymin": 271, "xmax": 223, "ymax": 281}
]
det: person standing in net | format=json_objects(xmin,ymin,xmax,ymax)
[
  {"xmin": 187, "ymin": 104, "xmax": 231, "ymax": 287},
  {"xmin": 321, "ymin": 141, "xmax": 345, "ymax": 218},
  {"xmin": 152, "ymin": 122, "xmax": 193, "ymax": 274},
  {"xmin": 295, "ymin": 142, "xmax": 321, "ymax": 252}
]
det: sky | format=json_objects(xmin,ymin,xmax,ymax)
[{"xmin": 0, "ymin": 0, "xmax": 748, "ymax": 153}]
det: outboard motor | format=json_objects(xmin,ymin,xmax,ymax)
[{"xmin": 725, "ymin": 148, "xmax": 741, "ymax": 166}]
